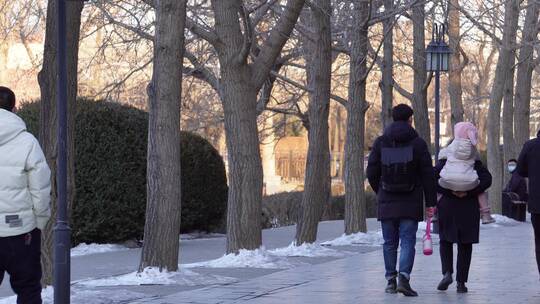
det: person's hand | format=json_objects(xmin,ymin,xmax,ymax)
[
  {"xmin": 452, "ymin": 191, "xmax": 467, "ymax": 198},
  {"xmin": 425, "ymin": 207, "xmax": 435, "ymax": 218}
]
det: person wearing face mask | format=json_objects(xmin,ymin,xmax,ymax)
[{"xmin": 502, "ymin": 159, "xmax": 528, "ymax": 222}]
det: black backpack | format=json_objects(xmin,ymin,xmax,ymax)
[{"xmin": 380, "ymin": 139, "xmax": 416, "ymax": 193}]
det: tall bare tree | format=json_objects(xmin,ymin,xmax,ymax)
[
  {"xmin": 447, "ymin": 0, "xmax": 465, "ymax": 127},
  {"xmin": 515, "ymin": 0, "xmax": 540, "ymax": 150},
  {"xmin": 344, "ymin": 0, "xmax": 370, "ymax": 234},
  {"xmin": 295, "ymin": 0, "xmax": 332, "ymax": 245},
  {"xmin": 205, "ymin": 0, "xmax": 306, "ymax": 253},
  {"xmin": 487, "ymin": 0, "xmax": 520, "ymax": 214},
  {"xmin": 503, "ymin": 52, "xmax": 516, "ymax": 180},
  {"xmin": 411, "ymin": 2, "xmax": 430, "ymax": 144},
  {"xmin": 380, "ymin": 0, "xmax": 394, "ymax": 129},
  {"xmin": 139, "ymin": 0, "xmax": 187, "ymax": 272},
  {"xmin": 394, "ymin": 2, "xmax": 431, "ymax": 145},
  {"xmin": 37, "ymin": 0, "xmax": 83, "ymax": 285}
]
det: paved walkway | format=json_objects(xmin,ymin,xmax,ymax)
[{"xmin": 136, "ymin": 220, "xmax": 539, "ymax": 304}]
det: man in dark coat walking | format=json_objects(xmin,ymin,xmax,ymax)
[
  {"xmin": 517, "ymin": 130, "xmax": 540, "ymax": 276},
  {"xmin": 367, "ymin": 104, "xmax": 437, "ymax": 297}
]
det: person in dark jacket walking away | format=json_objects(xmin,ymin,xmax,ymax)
[
  {"xmin": 517, "ymin": 131, "xmax": 540, "ymax": 276},
  {"xmin": 435, "ymin": 139, "xmax": 492, "ymax": 294},
  {"xmin": 502, "ymin": 159, "xmax": 528, "ymax": 222},
  {"xmin": 367, "ymin": 104, "xmax": 437, "ymax": 297}
]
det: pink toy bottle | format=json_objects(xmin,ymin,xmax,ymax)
[{"xmin": 423, "ymin": 216, "xmax": 433, "ymax": 256}]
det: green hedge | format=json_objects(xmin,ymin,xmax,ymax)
[{"xmin": 17, "ymin": 99, "xmax": 227, "ymax": 244}]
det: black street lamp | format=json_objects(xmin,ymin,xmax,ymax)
[
  {"xmin": 426, "ymin": 23, "xmax": 452, "ymax": 161},
  {"xmin": 55, "ymin": 1, "xmax": 70, "ymax": 302},
  {"xmin": 55, "ymin": 0, "xmax": 85, "ymax": 303}
]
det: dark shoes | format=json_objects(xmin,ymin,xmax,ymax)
[
  {"xmin": 385, "ymin": 278, "xmax": 397, "ymax": 294},
  {"xmin": 396, "ymin": 274, "xmax": 418, "ymax": 297},
  {"xmin": 457, "ymin": 282, "xmax": 468, "ymax": 293},
  {"xmin": 437, "ymin": 272, "xmax": 453, "ymax": 291}
]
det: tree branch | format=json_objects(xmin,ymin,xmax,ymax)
[
  {"xmin": 250, "ymin": 0, "xmax": 306, "ymax": 91},
  {"xmin": 458, "ymin": 4, "xmax": 502, "ymax": 45},
  {"xmin": 457, "ymin": 44, "xmax": 470, "ymax": 72},
  {"xmin": 393, "ymin": 80, "xmax": 414, "ymax": 100},
  {"xmin": 186, "ymin": 18, "xmax": 222, "ymax": 49},
  {"xmin": 423, "ymin": 72, "xmax": 433, "ymax": 91},
  {"xmin": 184, "ymin": 50, "xmax": 220, "ymax": 93},
  {"xmin": 95, "ymin": 1, "xmax": 154, "ymax": 41},
  {"xmin": 238, "ymin": 3, "xmax": 253, "ymax": 63},
  {"xmin": 271, "ymin": 71, "xmax": 348, "ymax": 106}
]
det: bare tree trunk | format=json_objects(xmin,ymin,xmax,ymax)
[
  {"xmin": 344, "ymin": 0, "xmax": 369, "ymax": 235},
  {"xmin": 295, "ymin": 0, "xmax": 331, "ymax": 245},
  {"xmin": 380, "ymin": 0, "xmax": 394, "ymax": 129},
  {"xmin": 487, "ymin": 0, "xmax": 519, "ymax": 214},
  {"xmin": 473, "ymin": 44, "xmax": 497, "ymax": 151},
  {"xmin": 515, "ymin": 0, "xmax": 540, "ymax": 149},
  {"xmin": 448, "ymin": 0, "xmax": 464, "ymax": 127},
  {"xmin": 37, "ymin": 0, "xmax": 83, "ymax": 286},
  {"xmin": 222, "ymin": 71, "xmax": 264, "ymax": 253},
  {"xmin": 139, "ymin": 0, "xmax": 186, "ymax": 272},
  {"xmin": 503, "ymin": 54, "xmax": 516, "ymax": 185},
  {"xmin": 411, "ymin": 3, "xmax": 430, "ymax": 145},
  {"xmin": 210, "ymin": 0, "xmax": 306, "ymax": 253}
]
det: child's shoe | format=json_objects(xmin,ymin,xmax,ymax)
[{"xmin": 481, "ymin": 212, "xmax": 496, "ymax": 224}]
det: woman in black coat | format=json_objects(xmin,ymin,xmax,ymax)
[{"xmin": 435, "ymin": 159, "xmax": 492, "ymax": 293}]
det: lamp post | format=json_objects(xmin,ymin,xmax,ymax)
[
  {"xmin": 425, "ymin": 23, "xmax": 452, "ymax": 161},
  {"xmin": 55, "ymin": 0, "xmax": 85, "ymax": 302},
  {"xmin": 55, "ymin": 0, "xmax": 70, "ymax": 302},
  {"xmin": 425, "ymin": 23, "xmax": 451, "ymax": 234}
]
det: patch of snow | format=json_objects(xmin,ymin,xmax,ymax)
[
  {"xmin": 71, "ymin": 243, "xmax": 129, "ymax": 257},
  {"xmin": 184, "ymin": 247, "xmax": 293, "ymax": 269},
  {"xmin": 77, "ymin": 267, "xmax": 236, "ymax": 287},
  {"xmin": 321, "ymin": 231, "xmax": 384, "ymax": 247},
  {"xmin": 0, "ymin": 287, "xmax": 148, "ymax": 304},
  {"xmin": 483, "ymin": 214, "xmax": 523, "ymax": 228},
  {"xmin": 269, "ymin": 242, "xmax": 348, "ymax": 257}
]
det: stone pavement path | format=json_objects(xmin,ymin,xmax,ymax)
[{"xmin": 136, "ymin": 220, "xmax": 539, "ymax": 304}]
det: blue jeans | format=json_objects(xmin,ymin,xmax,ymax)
[{"xmin": 381, "ymin": 219, "xmax": 418, "ymax": 280}]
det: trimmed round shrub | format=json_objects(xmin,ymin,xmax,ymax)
[
  {"xmin": 17, "ymin": 99, "xmax": 227, "ymax": 245},
  {"xmin": 180, "ymin": 132, "xmax": 228, "ymax": 232}
]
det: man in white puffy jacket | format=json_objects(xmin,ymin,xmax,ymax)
[{"xmin": 0, "ymin": 86, "xmax": 51, "ymax": 304}]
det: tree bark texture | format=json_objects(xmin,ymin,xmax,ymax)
[
  {"xmin": 515, "ymin": 0, "xmax": 540, "ymax": 149},
  {"xmin": 411, "ymin": 3, "xmax": 430, "ymax": 145},
  {"xmin": 502, "ymin": 52, "xmax": 516, "ymax": 185},
  {"xmin": 37, "ymin": 0, "xmax": 83, "ymax": 286},
  {"xmin": 447, "ymin": 0, "xmax": 464, "ymax": 127},
  {"xmin": 210, "ymin": 0, "xmax": 306, "ymax": 253},
  {"xmin": 487, "ymin": 0, "xmax": 519, "ymax": 214},
  {"xmin": 380, "ymin": 0, "xmax": 394, "ymax": 129},
  {"xmin": 139, "ymin": 0, "xmax": 186, "ymax": 272},
  {"xmin": 295, "ymin": 0, "xmax": 332, "ymax": 245},
  {"xmin": 344, "ymin": 0, "xmax": 369, "ymax": 235}
]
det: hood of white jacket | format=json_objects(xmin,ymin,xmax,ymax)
[
  {"xmin": 0, "ymin": 109, "xmax": 27, "ymax": 145},
  {"xmin": 448, "ymin": 138, "xmax": 474, "ymax": 160}
]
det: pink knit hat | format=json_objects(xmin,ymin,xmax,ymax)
[{"xmin": 454, "ymin": 122, "xmax": 478, "ymax": 146}]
